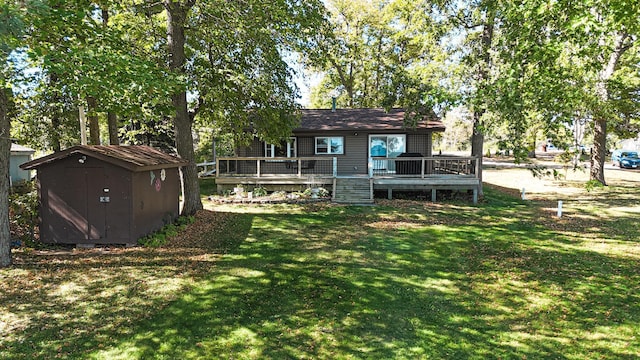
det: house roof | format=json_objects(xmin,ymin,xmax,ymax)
[
  {"xmin": 20, "ymin": 145, "xmax": 188, "ymax": 172},
  {"xmin": 296, "ymin": 108, "xmax": 445, "ymax": 133},
  {"xmin": 10, "ymin": 143, "xmax": 36, "ymax": 154}
]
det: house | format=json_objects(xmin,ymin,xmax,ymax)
[
  {"xmin": 20, "ymin": 145, "xmax": 187, "ymax": 246},
  {"xmin": 10, "ymin": 143, "xmax": 35, "ymax": 185},
  {"xmin": 216, "ymin": 108, "xmax": 481, "ymax": 204}
]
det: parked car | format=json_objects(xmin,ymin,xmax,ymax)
[{"xmin": 611, "ymin": 150, "xmax": 640, "ymax": 169}]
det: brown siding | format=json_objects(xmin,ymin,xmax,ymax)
[
  {"xmin": 131, "ymin": 168, "xmax": 181, "ymax": 240},
  {"xmin": 340, "ymin": 133, "xmax": 368, "ymax": 175},
  {"xmin": 297, "ymin": 137, "xmax": 314, "ymax": 156},
  {"xmin": 294, "ymin": 132, "xmax": 367, "ymax": 175},
  {"xmin": 37, "ymin": 156, "xmax": 133, "ymax": 244},
  {"xmin": 36, "ymin": 153, "xmax": 181, "ymax": 245},
  {"xmin": 407, "ymin": 133, "xmax": 433, "ymax": 156}
]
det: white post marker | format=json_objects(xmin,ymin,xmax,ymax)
[{"xmin": 557, "ymin": 200, "xmax": 563, "ymax": 218}]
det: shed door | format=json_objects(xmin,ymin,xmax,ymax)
[{"xmin": 62, "ymin": 167, "xmax": 106, "ymax": 241}]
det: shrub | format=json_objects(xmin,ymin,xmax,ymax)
[
  {"xmin": 253, "ymin": 186, "xmax": 268, "ymax": 197},
  {"xmin": 585, "ymin": 179, "xmax": 605, "ymax": 192},
  {"xmin": 303, "ymin": 187, "xmax": 330, "ymax": 198},
  {"xmin": 9, "ymin": 182, "xmax": 39, "ymax": 246},
  {"xmin": 138, "ymin": 215, "xmax": 195, "ymax": 247}
]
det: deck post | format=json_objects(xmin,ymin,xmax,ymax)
[
  {"xmin": 298, "ymin": 158, "xmax": 302, "ymax": 177},
  {"xmin": 421, "ymin": 158, "xmax": 426, "ymax": 179},
  {"xmin": 332, "ymin": 177, "xmax": 337, "ymax": 201},
  {"xmin": 473, "ymin": 187, "xmax": 478, "ymax": 204},
  {"xmin": 368, "ymin": 157, "xmax": 373, "ymax": 178},
  {"xmin": 370, "ymin": 178, "xmax": 374, "ymax": 201},
  {"xmin": 387, "ymin": 188, "xmax": 392, "ymax": 200},
  {"xmin": 257, "ymin": 159, "xmax": 261, "ymax": 178},
  {"xmin": 431, "ymin": 188, "xmax": 437, "ymax": 202},
  {"xmin": 333, "ymin": 157, "xmax": 337, "ymax": 177}
]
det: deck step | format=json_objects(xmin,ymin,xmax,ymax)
[{"xmin": 333, "ymin": 178, "xmax": 373, "ymax": 204}]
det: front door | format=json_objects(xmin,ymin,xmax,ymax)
[{"xmin": 369, "ymin": 135, "xmax": 406, "ymax": 172}]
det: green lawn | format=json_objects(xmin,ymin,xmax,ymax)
[{"xmin": 1, "ymin": 183, "xmax": 639, "ymax": 359}]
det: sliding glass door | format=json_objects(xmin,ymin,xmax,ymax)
[{"xmin": 369, "ymin": 135, "xmax": 406, "ymax": 172}]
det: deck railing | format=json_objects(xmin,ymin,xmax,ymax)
[
  {"xmin": 217, "ymin": 157, "xmax": 337, "ymax": 177},
  {"xmin": 369, "ymin": 156, "xmax": 479, "ymax": 178},
  {"xmin": 216, "ymin": 156, "xmax": 479, "ymax": 179}
]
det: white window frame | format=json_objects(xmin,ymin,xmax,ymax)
[
  {"xmin": 265, "ymin": 137, "xmax": 297, "ymax": 158},
  {"xmin": 315, "ymin": 136, "xmax": 344, "ymax": 155},
  {"xmin": 368, "ymin": 134, "xmax": 406, "ymax": 158}
]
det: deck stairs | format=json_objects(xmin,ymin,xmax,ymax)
[{"xmin": 333, "ymin": 177, "xmax": 373, "ymax": 204}]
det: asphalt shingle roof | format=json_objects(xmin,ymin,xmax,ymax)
[
  {"xmin": 297, "ymin": 108, "xmax": 445, "ymax": 132},
  {"xmin": 20, "ymin": 145, "xmax": 187, "ymax": 171}
]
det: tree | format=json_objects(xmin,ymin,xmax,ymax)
[
  {"xmin": 1, "ymin": 0, "xmax": 25, "ymax": 267},
  {"xmin": 570, "ymin": 2, "xmax": 639, "ymax": 185},
  {"xmin": 306, "ymin": 0, "xmax": 455, "ymax": 120},
  {"xmin": 164, "ymin": 0, "xmax": 201, "ymax": 215},
  {"xmin": 12, "ymin": 0, "xmax": 326, "ymax": 218},
  {"xmin": 497, "ymin": 0, "xmax": 639, "ymax": 185},
  {"xmin": 14, "ymin": 0, "xmax": 179, "ymax": 151},
  {"xmin": 162, "ymin": 0, "xmax": 326, "ymax": 215}
]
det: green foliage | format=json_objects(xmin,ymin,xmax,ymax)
[
  {"xmin": 530, "ymin": 165, "xmax": 565, "ymax": 181},
  {"xmin": 8, "ymin": 182, "xmax": 38, "ymax": 246},
  {"xmin": 307, "ymin": 0, "xmax": 456, "ymax": 114},
  {"xmin": 199, "ymin": 178, "xmax": 217, "ymax": 196},
  {"xmin": 186, "ymin": 0, "xmax": 325, "ymax": 146},
  {"xmin": 252, "ymin": 186, "xmax": 268, "ymax": 197},
  {"xmin": 303, "ymin": 186, "xmax": 329, "ymax": 197},
  {"xmin": 138, "ymin": 215, "xmax": 195, "ymax": 248},
  {"xmin": 585, "ymin": 179, "xmax": 606, "ymax": 192}
]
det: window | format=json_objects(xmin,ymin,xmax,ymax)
[
  {"xmin": 315, "ymin": 136, "xmax": 344, "ymax": 155},
  {"xmin": 265, "ymin": 137, "xmax": 297, "ymax": 158}
]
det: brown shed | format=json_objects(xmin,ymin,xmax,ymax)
[{"xmin": 20, "ymin": 145, "xmax": 187, "ymax": 246}]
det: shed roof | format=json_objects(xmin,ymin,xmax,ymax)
[
  {"xmin": 11, "ymin": 143, "xmax": 36, "ymax": 154},
  {"xmin": 296, "ymin": 108, "xmax": 445, "ymax": 133},
  {"xmin": 21, "ymin": 145, "xmax": 187, "ymax": 172}
]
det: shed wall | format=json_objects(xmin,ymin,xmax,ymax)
[
  {"xmin": 37, "ymin": 156, "xmax": 133, "ymax": 244},
  {"xmin": 10, "ymin": 154, "xmax": 32, "ymax": 184},
  {"xmin": 131, "ymin": 167, "xmax": 181, "ymax": 239},
  {"xmin": 36, "ymin": 154, "xmax": 181, "ymax": 245}
]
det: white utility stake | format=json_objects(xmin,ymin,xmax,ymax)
[{"xmin": 557, "ymin": 200, "xmax": 563, "ymax": 218}]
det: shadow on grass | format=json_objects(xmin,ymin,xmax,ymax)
[
  {"xmin": 0, "ymin": 211, "xmax": 254, "ymax": 360},
  {"xmin": 88, "ymin": 199, "xmax": 639, "ymax": 359}
]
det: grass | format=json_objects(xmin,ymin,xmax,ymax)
[{"xmin": 1, "ymin": 169, "xmax": 640, "ymax": 359}]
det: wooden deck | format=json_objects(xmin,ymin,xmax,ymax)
[{"xmin": 215, "ymin": 156, "xmax": 481, "ymax": 204}]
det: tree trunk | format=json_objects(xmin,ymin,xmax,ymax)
[
  {"xmin": 86, "ymin": 96, "xmax": 100, "ymax": 145},
  {"xmin": 165, "ymin": 0, "xmax": 202, "ymax": 215},
  {"xmin": 471, "ymin": 111, "xmax": 484, "ymax": 197},
  {"xmin": 590, "ymin": 117, "xmax": 607, "ymax": 185},
  {"xmin": 589, "ymin": 32, "xmax": 629, "ymax": 185},
  {"xmin": 107, "ymin": 112, "xmax": 119, "ymax": 145},
  {"xmin": 0, "ymin": 87, "xmax": 12, "ymax": 267},
  {"xmin": 469, "ymin": 10, "xmax": 495, "ymax": 198}
]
